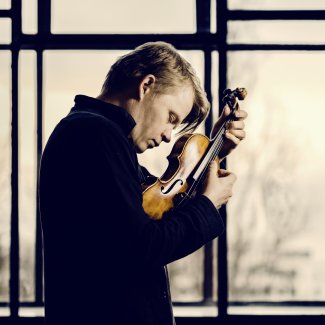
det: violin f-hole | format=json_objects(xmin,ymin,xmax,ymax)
[{"xmin": 161, "ymin": 179, "xmax": 184, "ymax": 195}]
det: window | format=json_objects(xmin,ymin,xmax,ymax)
[
  {"xmin": 1, "ymin": 0, "xmax": 325, "ymax": 322},
  {"xmin": 228, "ymin": 51, "xmax": 325, "ymax": 306}
]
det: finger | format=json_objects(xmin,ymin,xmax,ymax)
[
  {"xmin": 225, "ymin": 131, "xmax": 241, "ymax": 145},
  {"xmin": 221, "ymin": 105, "xmax": 231, "ymax": 120},
  {"xmin": 209, "ymin": 161, "xmax": 219, "ymax": 172},
  {"xmin": 234, "ymin": 110, "xmax": 248, "ymax": 120},
  {"xmin": 218, "ymin": 170, "xmax": 237, "ymax": 183},
  {"xmin": 227, "ymin": 120, "xmax": 245, "ymax": 130},
  {"xmin": 227, "ymin": 129, "xmax": 246, "ymax": 140}
]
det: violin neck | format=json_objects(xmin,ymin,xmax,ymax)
[{"xmin": 191, "ymin": 112, "xmax": 235, "ymax": 184}]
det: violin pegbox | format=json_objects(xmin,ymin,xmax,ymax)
[{"xmin": 222, "ymin": 87, "xmax": 247, "ymax": 114}]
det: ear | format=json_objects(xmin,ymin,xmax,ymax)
[{"xmin": 138, "ymin": 74, "xmax": 156, "ymax": 100}]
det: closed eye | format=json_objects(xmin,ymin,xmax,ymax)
[{"xmin": 169, "ymin": 112, "xmax": 179, "ymax": 125}]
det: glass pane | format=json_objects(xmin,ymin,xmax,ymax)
[
  {"xmin": 211, "ymin": 51, "xmax": 219, "ymax": 125},
  {"xmin": 0, "ymin": 18, "xmax": 11, "ymax": 44},
  {"xmin": 228, "ymin": 0, "xmax": 325, "ymax": 10},
  {"xmin": 0, "ymin": 307, "xmax": 10, "ymax": 316},
  {"xmin": 0, "ymin": 51, "xmax": 11, "ymax": 302},
  {"xmin": 228, "ymin": 21, "xmax": 325, "ymax": 45},
  {"xmin": 227, "ymin": 52, "xmax": 325, "ymax": 305},
  {"xmin": 169, "ymin": 248, "xmax": 204, "ymax": 302},
  {"xmin": 211, "ymin": 0, "xmax": 217, "ymax": 33},
  {"xmin": 0, "ymin": 0, "xmax": 10, "ymax": 9},
  {"xmin": 212, "ymin": 240, "xmax": 218, "ymax": 301},
  {"xmin": 52, "ymin": 0, "xmax": 196, "ymax": 34},
  {"xmin": 43, "ymin": 50, "xmax": 128, "ymax": 146},
  {"xmin": 22, "ymin": 0, "xmax": 37, "ymax": 34},
  {"xmin": 19, "ymin": 50, "xmax": 37, "ymax": 302}
]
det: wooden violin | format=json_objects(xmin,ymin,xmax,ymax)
[{"xmin": 142, "ymin": 87, "xmax": 247, "ymax": 220}]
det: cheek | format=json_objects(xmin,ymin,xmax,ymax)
[{"xmin": 145, "ymin": 120, "xmax": 161, "ymax": 135}]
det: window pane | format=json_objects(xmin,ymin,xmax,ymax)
[
  {"xmin": 227, "ymin": 52, "xmax": 325, "ymax": 304},
  {"xmin": 22, "ymin": 0, "xmax": 37, "ymax": 34},
  {"xmin": 0, "ymin": 0, "xmax": 10, "ymax": 9},
  {"xmin": 169, "ymin": 248, "xmax": 204, "ymax": 302},
  {"xmin": 211, "ymin": 51, "xmax": 219, "ymax": 125},
  {"xmin": 228, "ymin": 21, "xmax": 325, "ymax": 45},
  {"xmin": 0, "ymin": 18, "xmax": 11, "ymax": 44},
  {"xmin": 228, "ymin": 0, "xmax": 325, "ymax": 10},
  {"xmin": 19, "ymin": 50, "xmax": 37, "ymax": 302},
  {"xmin": 43, "ymin": 50, "xmax": 128, "ymax": 145},
  {"xmin": 0, "ymin": 51, "xmax": 11, "ymax": 302},
  {"xmin": 52, "ymin": 0, "xmax": 196, "ymax": 34},
  {"xmin": 211, "ymin": 0, "xmax": 217, "ymax": 33}
]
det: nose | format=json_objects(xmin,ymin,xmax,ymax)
[{"xmin": 161, "ymin": 128, "xmax": 172, "ymax": 143}]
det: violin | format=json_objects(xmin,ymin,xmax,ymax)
[{"xmin": 142, "ymin": 88, "xmax": 247, "ymax": 220}]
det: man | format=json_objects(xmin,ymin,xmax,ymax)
[{"xmin": 39, "ymin": 41, "xmax": 247, "ymax": 325}]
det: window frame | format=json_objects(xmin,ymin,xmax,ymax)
[{"xmin": 1, "ymin": 0, "xmax": 325, "ymax": 322}]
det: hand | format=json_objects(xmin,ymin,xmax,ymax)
[
  {"xmin": 210, "ymin": 105, "xmax": 248, "ymax": 160},
  {"xmin": 202, "ymin": 161, "xmax": 237, "ymax": 209}
]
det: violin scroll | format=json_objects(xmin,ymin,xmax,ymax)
[{"xmin": 222, "ymin": 87, "xmax": 247, "ymax": 110}]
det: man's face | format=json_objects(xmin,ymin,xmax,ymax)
[{"xmin": 130, "ymin": 86, "xmax": 194, "ymax": 153}]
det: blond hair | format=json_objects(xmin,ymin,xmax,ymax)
[{"xmin": 100, "ymin": 41, "xmax": 210, "ymax": 133}]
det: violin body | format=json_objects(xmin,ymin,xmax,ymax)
[
  {"xmin": 142, "ymin": 133, "xmax": 219, "ymax": 220},
  {"xmin": 142, "ymin": 87, "xmax": 247, "ymax": 220}
]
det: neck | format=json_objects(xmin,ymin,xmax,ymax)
[{"xmin": 97, "ymin": 94, "xmax": 137, "ymax": 116}]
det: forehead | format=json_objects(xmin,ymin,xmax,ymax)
[{"xmin": 164, "ymin": 86, "xmax": 194, "ymax": 120}]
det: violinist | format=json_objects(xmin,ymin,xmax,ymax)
[{"xmin": 39, "ymin": 41, "xmax": 247, "ymax": 325}]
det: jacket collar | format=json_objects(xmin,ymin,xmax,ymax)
[{"xmin": 71, "ymin": 95, "xmax": 136, "ymax": 135}]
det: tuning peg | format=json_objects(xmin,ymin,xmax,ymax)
[
  {"xmin": 223, "ymin": 89, "xmax": 232, "ymax": 96},
  {"xmin": 235, "ymin": 88, "xmax": 247, "ymax": 100}
]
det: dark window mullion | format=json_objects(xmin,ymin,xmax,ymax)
[
  {"xmin": 20, "ymin": 33, "xmax": 221, "ymax": 50},
  {"xmin": 9, "ymin": 0, "xmax": 22, "ymax": 318},
  {"xmin": 9, "ymin": 47, "xmax": 20, "ymax": 320},
  {"xmin": 216, "ymin": 0, "xmax": 228, "ymax": 317},
  {"xmin": 203, "ymin": 50, "xmax": 213, "ymax": 303},
  {"xmin": 196, "ymin": 0, "xmax": 211, "ymax": 33},
  {"xmin": 228, "ymin": 44, "xmax": 325, "ymax": 51},
  {"xmin": 227, "ymin": 10, "xmax": 325, "ymax": 21},
  {"xmin": 0, "ymin": 9, "xmax": 12, "ymax": 17},
  {"xmin": 38, "ymin": 0, "xmax": 51, "ymax": 35}
]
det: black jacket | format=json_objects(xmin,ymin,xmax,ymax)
[{"xmin": 39, "ymin": 95, "xmax": 225, "ymax": 325}]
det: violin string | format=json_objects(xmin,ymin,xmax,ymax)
[{"xmin": 179, "ymin": 119, "xmax": 229, "ymax": 203}]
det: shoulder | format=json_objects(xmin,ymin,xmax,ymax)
[
  {"xmin": 52, "ymin": 111, "xmax": 130, "ymax": 147},
  {"xmin": 64, "ymin": 111, "xmax": 124, "ymax": 135},
  {"xmin": 43, "ymin": 110, "xmax": 136, "ymax": 167}
]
